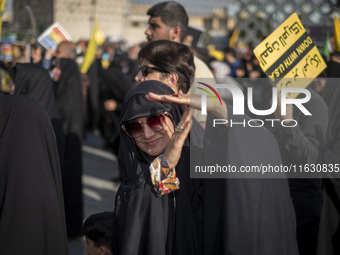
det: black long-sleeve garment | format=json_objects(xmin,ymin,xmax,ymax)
[
  {"xmin": 0, "ymin": 95, "xmax": 68, "ymax": 255},
  {"xmin": 54, "ymin": 58, "xmax": 84, "ymax": 238}
]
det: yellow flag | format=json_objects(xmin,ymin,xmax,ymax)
[
  {"xmin": 229, "ymin": 28, "xmax": 240, "ymax": 49},
  {"xmin": 81, "ymin": 21, "xmax": 99, "ymax": 74},
  {"xmin": 0, "ymin": 0, "xmax": 7, "ymax": 40},
  {"xmin": 207, "ymin": 45, "xmax": 224, "ymax": 61},
  {"xmin": 334, "ymin": 14, "xmax": 340, "ymax": 51}
]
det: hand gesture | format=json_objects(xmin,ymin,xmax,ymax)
[
  {"xmin": 165, "ymin": 106, "xmax": 192, "ymax": 169},
  {"xmin": 146, "ymin": 90, "xmax": 228, "ymax": 120}
]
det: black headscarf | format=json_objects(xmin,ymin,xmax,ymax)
[
  {"xmin": 13, "ymin": 63, "xmax": 65, "ymax": 168},
  {"xmin": 54, "ymin": 58, "xmax": 83, "ymax": 138},
  {"xmin": 0, "ymin": 95, "xmax": 68, "ymax": 255},
  {"xmin": 14, "ymin": 63, "xmax": 59, "ymax": 119},
  {"xmin": 115, "ymin": 80, "xmax": 202, "ymax": 255},
  {"xmin": 119, "ymin": 81, "xmax": 184, "ymax": 175}
]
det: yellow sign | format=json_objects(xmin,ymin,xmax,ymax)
[{"xmin": 254, "ymin": 13, "xmax": 326, "ymax": 97}]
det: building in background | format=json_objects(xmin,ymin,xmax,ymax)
[
  {"xmin": 9, "ymin": 0, "xmax": 230, "ymax": 45},
  {"xmin": 12, "ymin": 0, "xmax": 53, "ymax": 39},
  {"xmin": 11, "ymin": 0, "xmax": 129, "ymax": 43},
  {"xmin": 6, "ymin": 0, "xmax": 340, "ymax": 47},
  {"xmin": 3, "ymin": 0, "xmax": 13, "ymax": 23}
]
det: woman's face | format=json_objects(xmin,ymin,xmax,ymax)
[{"xmin": 131, "ymin": 114, "xmax": 174, "ymax": 156}]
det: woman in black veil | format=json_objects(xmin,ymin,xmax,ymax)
[
  {"xmin": 12, "ymin": 63, "xmax": 65, "ymax": 169},
  {"xmin": 0, "ymin": 62, "xmax": 65, "ymax": 167},
  {"xmin": 53, "ymin": 58, "xmax": 84, "ymax": 238},
  {"xmin": 0, "ymin": 95, "xmax": 68, "ymax": 255},
  {"xmin": 115, "ymin": 80, "xmax": 202, "ymax": 255}
]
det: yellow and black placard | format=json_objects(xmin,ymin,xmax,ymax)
[{"xmin": 254, "ymin": 13, "xmax": 327, "ymax": 98}]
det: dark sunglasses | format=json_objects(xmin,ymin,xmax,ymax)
[
  {"xmin": 122, "ymin": 111, "xmax": 173, "ymax": 138},
  {"xmin": 138, "ymin": 65, "xmax": 169, "ymax": 77}
]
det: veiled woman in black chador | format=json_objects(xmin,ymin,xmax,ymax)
[
  {"xmin": 0, "ymin": 95, "xmax": 68, "ymax": 255},
  {"xmin": 0, "ymin": 63, "xmax": 65, "ymax": 167},
  {"xmin": 12, "ymin": 63, "xmax": 65, "ymax": 170},
  {"xmin": 115, "ymin": 80, "xmax": 202, "ymax": 255},
  {"xmin": 53, "ymin": 58, "xmax": 84, "ymax": 238}
]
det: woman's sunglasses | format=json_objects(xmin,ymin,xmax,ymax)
[
  {"xmin": 122, "ymin": 111, "xmax": 173, "ymax": 138},
  {"xmin": 138, "ymin": 65, "xmax": 169, "ymax": 77}
]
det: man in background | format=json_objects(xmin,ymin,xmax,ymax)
[{"xmin": 145, "ymin": 1, "xmax": 214, "ymax": 81}]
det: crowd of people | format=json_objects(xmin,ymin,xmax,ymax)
[{"xmin": 1, "ymin": 1, "xmax": 340, "ymax": 255}]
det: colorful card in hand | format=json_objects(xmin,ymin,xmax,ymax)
[{"xmin": 38, "ymin": 22, "xmax": 72, "ymax": 50}]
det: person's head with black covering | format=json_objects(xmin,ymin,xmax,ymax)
[
  {"xmin": 54, "ymin": 58, "xmax": 83, "ymax": 100},
  {"xmin": 115, "ymin": 80, "xmax": 202, "ymax": 255},
  {"xmin": 135, "ymin": 40, "xmax": 195, "ymax": 93},
  {"xmin": 120, "ymin": 80, "xmax": 183, "ymax": 165},
  {"xmin": 0, "ymin": 61, "xmax": 60, "ymax": 120},
  {"xmin": 53, "ymin": 58, "xmax": 83, "ymax": 135},
  {"xmin": 13, "ymin": 63, "xmax": 60, "ymax": 119}
]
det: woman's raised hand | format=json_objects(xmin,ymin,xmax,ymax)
[
  {"xmin": 164, "ymin": 106, "xmax": 192, "ymax": 170},
  {"xmin": 146, "ymin": 90, "xmax": 228, "ymax": 120}
]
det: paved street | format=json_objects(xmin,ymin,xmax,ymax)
[{"xmin": 68, "ymin": 132, "xmax": 120, "ymax": 255}]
